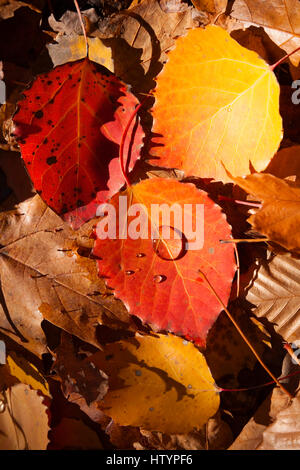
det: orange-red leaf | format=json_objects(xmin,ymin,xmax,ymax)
[{"xmin": 93, "ymin": 178, "xmax": 236, "ymax": 346}]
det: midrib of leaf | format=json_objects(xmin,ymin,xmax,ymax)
[
  {"xmin": 129, "ymin": 185, "xmax": 212, "ymax": 328},
  {"xmin": 0, "ymin": 244, "xmax": 120, "ymax": 318}
]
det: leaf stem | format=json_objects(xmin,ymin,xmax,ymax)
[
  {"xmin": 218, "ymin": 195, "xmax": 261, "ymax": 208},
  {"xmin": 270, "ymin": 46, "xmax": 300, "ymax": 71},
  {"xmin": 73, "ymin": 0, "xmax": 88, "ymax": 57},
  {"xmin": 119, "ymin": 100, "xmax": 144, "ymax": 187},
  {"xmin": 219, "ymin": 370, "xmax": 300, "ymax": 393},
  {"xmin": 220, "ymin": 238, "xmax": 269, "ymax": 244},
  {"xmin": 197, "ymin": 270, "xmax": 293, "ymax": 399}
]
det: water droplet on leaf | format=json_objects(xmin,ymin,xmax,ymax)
[
  {"xmin": 153, "ymin": 274, "xmax": 167, "ymax": 283},
  {"xmin": 152, "ymin": 226, "xmax": 186, "ymax": 260},
  {"xmin": 125, "ymin": 270, "xmax": 135, "ymax": 275}
]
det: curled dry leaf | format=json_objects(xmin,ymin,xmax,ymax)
[
  {"xmin": 52, "ymin": 332, "xmax": 108, "ymax": 406},
  {"xmin": 246, "ymin": 251, "xmax": 300, "ymax": 344},
  {"xmin": 0, "ymin": 195, "xmax": 129, "ymax": 356},
  {"xmin": 93, "ymin": 178, "xmax": 236, "ymax": 346},
  {"xmin": 89, "ymin": 333, "xmax": 220, "ymax": 434},
  {"xmin": 231, "ymin": 0, "xmax": 300, "ymax": 66},
  {"xmin": 233, "ymin": 173, "xmax": 300, "ymax": 253},
  {"xmin": 0, "ymin": 383, "xmax": 49, "ymax": 450},
  {"xmin": 151, "ymin": 26, "xmax": 282, "ymax": 182},
  {"xmin": 96, "ymin": 0, "xmax": 194, "ymax": 92}
]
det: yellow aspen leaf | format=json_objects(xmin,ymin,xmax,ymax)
[
  {"xmin": 151, "ymin": 25, "xmax": 282, "ymax": 182},
  {"xmin": 90, "ymin": 334, "xmax": 220, "ymax": 434}
]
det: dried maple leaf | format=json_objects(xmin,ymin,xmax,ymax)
[
  {"xmin": 93, "ymin": 178, "xmax": 236, "ymax": 346},
  {"xmin": 231, "ymin": 0, "xmax": 300, "ymax": 66},
  {"xmin": 0, "ymin": 195, "xmax": 129, "ymax": 356},
  {"xmin": 233, "ymin": 173, "xmax": 300, "ymax": 253},
  {"xmin": 89, "ymin": 333, "xmax": 220, "ymax": 434},
  {"xmin": 151, "ymin": 25, "xmax": 282, "ymax": 183},
  {"xmin": 0, "ymin": 383, "xmax": 49, "ymax": 450},
  {"xmin": 246, "ymin": 251, "xmax": 300, "ymax": 344}
]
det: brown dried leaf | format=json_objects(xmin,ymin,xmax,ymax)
[
  {"xmin": 233, "ymin": 173, "xmax": 300, "ymax": 253},
  {"xmin": 230, "ymin": 387, "xmax": 291, "ymax": 450},
  {"xmin": 0, "ymin": 383, "xmax": 49, "ymax": 450},
  {"xmin": 95, "ymin": 0, "xmax": 194, "ymax": 93},
  {"xmin": 0, "ymin": 195, "xmax": 129, "ymax": 356},
  {"xmin": 246, "ymin": 251, "xmax": 300, "ymax": 344},
  {"xmin": 259, "ymin": 392, "xmax": 300, "ymax": 449},
  {"xmin": 52, "ymin": 332, "xmax": 108, "ymax": 406},
  {"xmin": 231, "ymin": 0, "xmax": 300, "ymax": 66}
]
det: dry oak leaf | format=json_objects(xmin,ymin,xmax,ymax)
[
  {"xmin": 93, "ymin": 178, "xmax": 236, "ymax": 347},
  {"xmin": 89, "ymin": 333, "xmax": 220, "ymax": 434},
  {"xmin": 233, "ymin": 173, "xmax": 300, "ymax": 253},
  {"xmin": 231, "ymin": 0, "xmax": 300, "ymax": 67},
  {"xmin": 0, "ymin": 195, "xmax": 129, "ymax": 356},
  {"xmin": 246, "ymin": 251, "xmax": 300, "ymax": 344},
  {"xmin": 150, "ymin": 25, "xmax": 282, "ymax": 183},
  {"xmin": 0, "ymin": 383, "xmax": 49, "ymax": 450}
]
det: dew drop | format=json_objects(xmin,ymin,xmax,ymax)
[
  {"xmin": 125, "ymin": 270, "xmax": 135, "ymax": 275},
  {"xmin": 153, "ymin": 274, "xmax": 167, "ymax": 283},
  {"xmin": 152, "ymin": 225, "xmax": 186, "ymax": 261},
  {"xmin": 136, "ymin": 253, "xmax": 146, "ymax": 258},
  {"xmin": 0, "ymin": 400, "xmax": 5, "ymax": 413}
]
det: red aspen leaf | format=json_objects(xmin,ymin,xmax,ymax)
[
  {"xmin": 93, "ymin": 178, "xmax": 236, "ymax": 346},
  {"xmin": 150, "ymin": 25, "xmax": 282, "ymax": 183},
  {"xmin": 13, "ymin": 58, "xmax": 143, "ymax": 229}
]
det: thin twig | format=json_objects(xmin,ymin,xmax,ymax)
[{"xmin": 197, "ymin": 270, "xmax": 293, "ymax": 399}]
